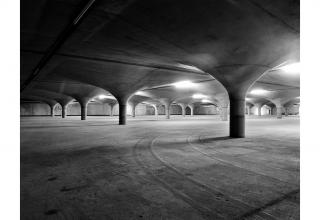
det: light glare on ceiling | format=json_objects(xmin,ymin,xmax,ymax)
[
  {"xmin": 135, "ymin": 91, "xmax": 145, "ymax": 96},
  {"xmin": 201, "ymin": 99, "xmax": 211, "ymax": 103},
  {"xmin": 98, "ymin": 94, "xmax": 116, "ymax": 100},
  {"xmin": 173, "ymin": 80, "xmax": 196, "ymax": 88},
  {"xmin": 192, "ymin": 93, "xmax": 207, "ymax": 99},
  {"xmin": 250, "ymin": 89, "xmax": 268, "ymax": 95},
  {"xmin": 279, "ymin": 62, "xmax": 300, "ymax": 73}
]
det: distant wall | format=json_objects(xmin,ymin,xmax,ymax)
[
  {"xmin": 21, "ymin": 103, "xmax": 51, "ymax": 116},
  {"xmin": 170, "ymin": 105, "xmax": 182, "ymax": 115},
  {"xmin": 194, "ymin": 105, "xmax": 218, "ymax": 115}
]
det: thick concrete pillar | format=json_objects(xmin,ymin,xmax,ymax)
[
  {"xmin": 277, "ymin": 106, "xmax": 283, "ymax": 119},
  {"xmin": 254, "ymin": 104, "xmax": 262, "ymax": 116},
  {"xmin": 117, "ymin": 98, "xmax": 128, "ymax": 125},
  {"xmin": 180, "ymin": 104, "xmax": 186, "ymax": 117},
  {"xmin": 153, "ymin": 105, "xmax": 158, "ymax": 116},
  {"xmin": 80, "ymin": 100, "xmax": 89, "ymax": 120},
  {"xmin": 229, "ymin": 97, "xmax": 245, "ymax": 138},
  {"xmin": 62, "ymin": 104, "xmax": 67, "ymax": 118},
  {"xmin": 285, "ymin": 107, "xmax": 289, "ymax": 116},
  {"xmin": 190, "ymin": 106, "xmax": 194, "ymax": 116},
  {"xmin": 50, "ymin": 104, "xmax": 56, "ymax": 117},
  {"xmin": 165, "ymin": 104, "xmax": 170, "ymax": 119},
  {"xmin": 110, "ymin": 104, "xmax": 115, "ymax": 116},
  {"xmin": 132, "ymin": 104, "xmax": 136, "ymax": 117}
]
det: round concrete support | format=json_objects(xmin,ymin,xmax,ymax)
[
  {"xmin": 285, "ymin": 107, "xmax": 289, "ymax": 116},
  {"xmin": 62, "ymin": 104, "xmax": 67, "ymax": 118},
  {"xmin": 180, "ymin": 104, "xmax": 186, "ymax": 117},
  {"xmin": 164, "ymin": 104, "xmax": 170, "ymax": 119},
  {"xmin": 190, "ymin": 106, "xmax": 194, "ymax": 116},
  {"xmin": 153, "ymin": 105, "xmax": 158, "ymax": 116},
  {"xmin": 254, "ymin": 104, "xmax": 262, "ymax": 116},
  {"xmin": 229, "ymin": 98, "xmax": 245, "ymax": 138},
  {"xmin": 110, "ymin": 104, "xmax": 115, "ymax": 117},
  {"xmin": 119, "ymin": 103, "xmax": 127, "ymax": 125},
  {"xmin": 50, "ymin": 104, "xmax": 56, "ymax": 117},
  {"xmin": 132, "ymin": 104, "xmax": 136, "ymax": 117},
  {"xmin": 80, "ymin": 102, "xmax": 88, "ymax": 120},
  {"xmin": 276, "ymin": 106, "xmax": 283, "ymax": 119}
]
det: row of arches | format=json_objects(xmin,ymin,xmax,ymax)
[{"xmin": 21, "ymin": 102, "xmax": 219, "ymax": 117}]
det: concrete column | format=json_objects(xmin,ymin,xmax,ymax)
[
  {"xmin": 247, "ymin": 106, "xmax": 251, "ymax": 115},
  {"xmin": 62, "ymin": 104, "xmax": 67, "ymax": 118},
  {"xmin": 165, "ymin": 104, "xmax": 170, "ymax": 119},
  {"xmin": 285, "ymin": 107, "xmax": 289, "ymax": 116},
  {"xmin": 110, "ymin": 104, "xmax": 115, "ymax": 116},
  {"xmin": 80, "ymin": 101, "xmax": 89, "ymax": 120},
  {"xmin": 190, "ymin": 106, "xmax": 194, "ymax": 116},
  {"xmin": 117, "ymin": 98, "xmax": 128, "ymax": 125},
  {"xmin": 119, "ymin": 104, "xmax": 127, "ymax": 125},
  {"xmin": 277, "ymin": 106, "xmax": 283, "ymax": 119},
  {"xmin": 50, "ymin": 104, "xmax": 56, "ymax": 117},
  {"xmin": 132, "ymin": 104, "xmax": 136, "ymax": 117},
  {"xmin": 153, "ymin": 105, "xmax": 158, "ymax": 116},
  {"xmin": 180, "ymin": 104, "xmax": 186, "ymax": 117},
  {"xmin": 254, "ymin": 104, "xmax": 262, "ymax": 116},
  {"xmin": 229, "ymin": 97, "xmax": 245, "ymax": 138}
]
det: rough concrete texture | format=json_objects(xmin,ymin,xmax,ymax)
[{"xmin": 21, "ymin": 115, "xmax": 299, "ymax": 219}]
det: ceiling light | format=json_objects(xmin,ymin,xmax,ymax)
[
  {"xmin": 192, "ymin": 93, "xmax": 207, "ymax": 99},
  {"xmin": 279, "ymin": 62, "xmax": 300, "ymax": 73},
  {"xmin": 135, "ymin": 91, "xmax": 145, "ymax": 96},
  {"xmin": 98, "ymin": 95, "xmax": 108, "ymax": 99},
  {"xmin": 172, "ymin": 80, "xmax": 196, "ymax": 89},
  {"xmin": 250, "ymin": 89, "xmax": 269, "ymax": 95},
  {"xmin": 245, "ymin": 98, "xmax": 251, "ymax": 101},
  {"xmin": 97, "ymin": 94, "xmax": 116, "ymax": 100},
  {"xmin": 201, "ymin": 99, "xmax": 211, "ymax": 103}
]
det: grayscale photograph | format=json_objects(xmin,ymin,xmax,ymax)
[{"xmin": 3, "ymin": 0, "xmax": 308, "ymax": 219}]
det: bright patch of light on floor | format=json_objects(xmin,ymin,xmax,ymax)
[
  {"xmin": 192, "ymin": 93, "xmax": 207, "ymax": 99},
  {"xmin": 173, "ymin": 80, "xmax": 196, "ymax": 89},
  {"xmin": 279, "ymin": 62, "xmax": 300, "ymax": 74},
  {"xmin": 250, "ymin": 89, "xmax": 269, "ymax": 95}
]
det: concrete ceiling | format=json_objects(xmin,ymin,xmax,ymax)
[{"xmin": 21, "ymin": 0, "xmax": 300, "ymax": 108}]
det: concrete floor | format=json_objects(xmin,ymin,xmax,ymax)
[{"xmin": 21, "ymin": 115, "xmax": 300, "ymax": 220}]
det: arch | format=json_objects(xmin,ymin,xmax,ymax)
[
  {"xmin": 170, "ymin": 104, "xmax": 182, "ymax": 115},
  {"xmin": 186, "ymin": 106, "xmax": 191, "ymax": 115}
]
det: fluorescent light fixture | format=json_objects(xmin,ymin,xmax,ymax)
[
  {"xmin": 177, "ymin": 63, "xmax": 202, "ymax": 72},
  {"xmin": 172, "ymin": 80, "xmax": 196, "ymax": 89},
  {"xmin": 201, "ymin": 99, "xmax": 211, "ymax": 103},
  {"xmin": 192, "ymin": 93, "xmax": 207, "ymax": 99},
  {"xmin": 250, "ymin": 89, "xmax": 268, "ymax": 95},
  {"xmin": 279, "ymin": 62, "xmax": 300, "ymax": 73},
  {"xmin": 245, "ymin": 97, "xmax": 251, "ymax": 101}
]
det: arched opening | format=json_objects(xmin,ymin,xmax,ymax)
[
  {"xmin": 186, "ymin": 106, "xmax": 191, "ymax": 115},
  {"xmin": 170, "ymin": 104, "xmax": 182, "ymax": 115}
]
